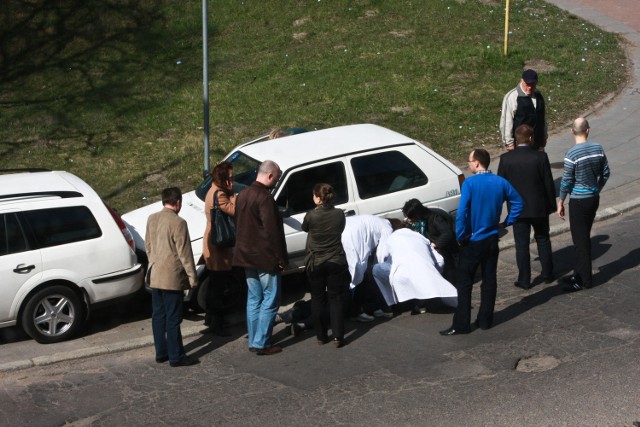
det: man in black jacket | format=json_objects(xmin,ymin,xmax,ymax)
[{"xmin": 498, "ymin": 124, "xmax": 556, "ymax": 289}]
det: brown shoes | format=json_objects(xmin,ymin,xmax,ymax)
[{"xmin": 256, "ymin": 346, "xmax": 282, "ymax": 356}]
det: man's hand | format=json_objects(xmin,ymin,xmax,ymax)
[
  {"xmin": 506, "ymin": 144, "xmax": 515, "ymax": 152},
  {"xmin": 557, "ymin": 199, "xmax": 565, "ymax": 220}
]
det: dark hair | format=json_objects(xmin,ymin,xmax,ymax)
[
  {"xmin": 388, "ymin": 218, "xmax": 407, "ymax": 231},
  {"xmin": 211, "ymin": 161, "xmax": 233, "ymax": 188},
  {"xmin": 161, "ymin": 187, "xmax": 182, "ymax": 206},
  {"xmin": 471, "ymin": 148, "xmax": 490, "ymax": 169},
  {"xmin": 313, "ymin": 183, "xmax": 336, "ymax": 205},
  {"xmin": 402, "ymin": 198, "xmax": 430, "ymax": 221}
]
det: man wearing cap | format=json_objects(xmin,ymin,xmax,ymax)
[{"xmin": 500, "ymin": 69, "xmax": 548, "ymax": 151}]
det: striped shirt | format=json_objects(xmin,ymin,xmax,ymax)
[{"xmin": 559, "ymin": 142, "xmax": 610, "ymax": 200}]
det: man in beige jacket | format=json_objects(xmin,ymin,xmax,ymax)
[{"xmin": 145, "ymin": 187, "xmax": 198, "ymax": 367}]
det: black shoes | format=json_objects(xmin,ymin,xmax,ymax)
[
  {"xmin": 439, "ymin": 327, "xmax": 470, "ymax": 336},
  {"xmin": 170, "ymin": 356, "xmax": 200, "ymax": 367},
  {"xmin": 514, "ymin": 281, "xmax": 532, "ymax": 290},
  {"xmin": 562, "ymin": 275, "xmax": 588, "ymax": 292},
  {"xmin": 155, "ymin": 356, "xmax": 168, "ymax": 363},
  {"xmin": 332, "ymin": 338, "xmax": 344, "ymax": 348},
  {"xmin": 474, "ymin": 319, "xmax": 492, "ymax": 330}
]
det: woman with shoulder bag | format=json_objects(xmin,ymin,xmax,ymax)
[
  {"xmin": 202, "ymin": 162, "xmax": 236, "ymax": 336},
  {"xmin": 301, "ymin": 183, "xmax": 351, "ymax": 348}
]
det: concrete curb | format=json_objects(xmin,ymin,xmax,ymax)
[{"xmin": 498, "ymin": 196, "xmax": 640, "ymax": 251}]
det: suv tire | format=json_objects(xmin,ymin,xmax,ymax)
[{"xmin": 21, "ymin": 286, "xmax": 85, "ymax": 344}]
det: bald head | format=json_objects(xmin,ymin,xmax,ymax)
[
  {"xmin": 572, "ymin": 117, "xmax": 590, "ymax": 136},
  {"xmin": 256, "ymin": 160, "xmax": 282, "ymax": 188}
]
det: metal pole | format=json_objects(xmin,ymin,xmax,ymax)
[
  {"xmin": 504, "ymin": 0, "xmax": 510, "ymax": 56},
  {"xmin": 202, "ymin": 0, "xmax": 210, "ymax": 179}
]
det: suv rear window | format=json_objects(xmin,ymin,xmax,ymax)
[
  {"xmin": 351, "ymin": 150, "xmax": 428, "ymax": 199},
  {"xmin": 0, "ymin": 213, "xmax": 29, "ymax": 255},
  {"xmin": 22, "ymin": 206, "xmax": 102, "ymax": 248}
]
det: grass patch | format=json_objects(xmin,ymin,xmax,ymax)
[{"xmin": 0, "ymin": 0, "xmax": 628, "ymax": 212}]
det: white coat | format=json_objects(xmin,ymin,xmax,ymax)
[
  {"xmin": 373, "ymin": 228, "xmax": 457, "ymax": 305},
  {"xmin": 341, "ymin": 215, "xmax": 393, "ymax": 288}
]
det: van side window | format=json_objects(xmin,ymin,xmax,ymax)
[
  {"xmin": 276, "ymin": 162, "xmax": 348, "ymax": 215},
  {"xmin": 21, "ymin": 206, "xmax": 102, "ymax": 248},
  {"xmin": 351, "ymin": 150, "xmax": 428, "ymax": 199},
  {"xmin": 0, "ymin": 213, "xmax": 29, "ymax": 255}
]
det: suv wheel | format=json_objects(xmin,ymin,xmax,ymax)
[{"xmin": 21, "ymin": 286, "xmax": 85, "ymax": 344}]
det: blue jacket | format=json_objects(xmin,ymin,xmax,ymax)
[{"xmin": 456, "ymin": 172, "xmax": 523, "ymax": 242}]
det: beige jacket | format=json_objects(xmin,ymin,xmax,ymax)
[
  {"xmin": 145, "ymin": 207, "xmax": 197, "ymax": 290},
  {"xmin": 203, "ymin": 184, "xmax": 236, "ymax": 271}
]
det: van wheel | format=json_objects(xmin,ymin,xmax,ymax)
[{"xmin": 21, "ymin": 286, "xmax": 85, "ymax": 344}]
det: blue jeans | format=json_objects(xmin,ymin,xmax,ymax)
[
  {"xmin": 245, "ymin": 268, "xmax": 281, "ymax": 350},
  {"xmin": 452, "ymin": 234, "xmax": 499, "ymax": 331},
  {"xmin": 513, "ymin": 217, "xmax": 553, "ymax": 285},
  {"xmin": 151, "ymin": 289, "xmax": 185, "ymax": 363}
]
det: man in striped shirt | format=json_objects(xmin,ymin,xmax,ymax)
[{"xmin": 557, "ymin": 117, "xmax": 610, "ymax": 291}]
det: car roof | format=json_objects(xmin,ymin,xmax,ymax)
[
  {"xmin": 232, "ymin": 124, "xmax": 418, "ymax": 172},
  {"xmin": 0, "ymin": 171, "xmax": 93, "ymax": 198}
]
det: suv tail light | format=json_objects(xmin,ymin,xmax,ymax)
[{"xmin": 104, "ymin": 202, "xmax": 136, "ymax": 251}]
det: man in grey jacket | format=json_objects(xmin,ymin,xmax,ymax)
[{"xmin": 145, "ymin": 187, "xmax": 198, "ymax": 367}]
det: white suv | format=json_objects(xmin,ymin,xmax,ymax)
[
  {"xmin": 0, "ymin": 170, "xmax": 143, "ymax": 343},
  {"xmin": 123, "ymin": 124, "xmax": 463, "ymax": 310}
]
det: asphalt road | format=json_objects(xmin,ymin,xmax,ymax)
[{"xmin": 1, "ymin": 209, "xmax": 639, "ymax": 427}]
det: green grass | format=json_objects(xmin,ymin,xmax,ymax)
[{"xmin": 0, "ymin": 0, "xmax": 628, "ymax": 213}]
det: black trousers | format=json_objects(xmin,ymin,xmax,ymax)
[
  {"xmin": 569, "ymin": 196, "xmax": 599, "ymax": 287},
  {"xmin": 513, "ymin": 216, "xmax": 553, "ymax": 285},
  {"xmin": 307, "ymin": 262, "xmax": 351, "ymax": 341},
  {"xmin": 205, "ymin": 268, "xmax": 231, "ymax": 325},
  {"xmin": 452, "ymin": 234, "xmax": 499, "ymax": 331}
]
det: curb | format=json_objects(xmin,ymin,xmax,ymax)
[{"xmin": 498, "ymin": 196, "xmax": 640, "ymax": 251}]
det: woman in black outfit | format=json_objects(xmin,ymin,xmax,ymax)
[{"xmin": 302, "ymin": 183, "xmax": 351, "ymax": 348}]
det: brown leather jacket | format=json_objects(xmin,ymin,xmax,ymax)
[{"xmin": 233, "ymin": 181, "xmax": 288, "ymax": 272}]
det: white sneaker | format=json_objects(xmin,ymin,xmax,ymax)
[
  {"xmin": 373, "ymin": 309, "xmax": 394, "ymax": 318},
  {"xmin": 350, "ymin": 313, "xmax": 375, "ymax": 322}
]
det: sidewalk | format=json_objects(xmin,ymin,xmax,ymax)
[{"xmin": 1, "ymin": 0, "xmax": 639, "ymax": 373}]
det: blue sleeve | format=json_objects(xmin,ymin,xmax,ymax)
[
  {"xmin": 456, "ymin": 180, "xmax": 471, "ymax": 241},
  {"xmin": 503, "ymin": 181, "xmax": 523, "ymax": 227}
]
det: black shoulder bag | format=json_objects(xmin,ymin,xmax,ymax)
[{"xmin": 210, "ymin": 190, "xmax": 236, "ymax": 247}]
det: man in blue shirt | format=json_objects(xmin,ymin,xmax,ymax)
[
  {"xmin": 557, "ymin": 117, "xmax": 610, "ymax": 291},
  {"xmin": 440, "ymin": 149, "xmax": 523, "ymax": 335}
]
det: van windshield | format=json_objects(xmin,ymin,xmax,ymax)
[{"xmin": 195, "ymin": 151, "xmax": 261, "ymax": 201}]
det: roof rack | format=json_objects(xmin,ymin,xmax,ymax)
[{"xmin": 0, "ymin": 168, "xmax": 51, "ymax": 174}]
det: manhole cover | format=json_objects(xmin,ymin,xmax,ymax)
[{"xmin": 515, "ymin": 355, "xmax": 560, "ymax": 373}]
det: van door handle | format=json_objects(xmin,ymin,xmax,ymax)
[
  {"xmin": 343, "ymin": 210, "xmax": 356, "ymax": 217},
  {"xmin": 13, "ymin": 264, "xmax": 36, "ymax": 273}
]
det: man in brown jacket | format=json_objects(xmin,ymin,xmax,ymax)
[
  {"xmin": 234, "ymin": 160, "xmax": 288, "ymax": 355},
  {"xmin": 145, "ymin": 187, "xmax": 198, "ymax": 367}
]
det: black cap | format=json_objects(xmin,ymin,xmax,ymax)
[{"xmin": 522, "ymin": 69, "xmax": 538, "ymax": 84}]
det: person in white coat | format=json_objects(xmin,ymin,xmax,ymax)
[
  {"xmin": 341, "ymin": 215, "xmax": 394, "ymax": 321},
  {"xmin": 372, "ymin": 228, "xmax": 458, "ymax": 308}
]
